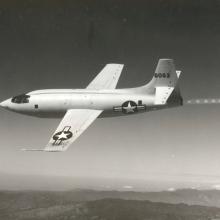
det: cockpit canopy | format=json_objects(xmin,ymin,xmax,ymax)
[{"xmin": 11, "ymin": 94, "xmax": 30, "ymax": 104}]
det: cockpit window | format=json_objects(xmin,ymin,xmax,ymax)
[{"xmin": 11, "ymin": 94, "xmax": 30, "ymax": 104}]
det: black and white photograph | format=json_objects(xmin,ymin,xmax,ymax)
[{"xmin": 1, "ymin": 0, "xmax": 220, "ymax": 219}]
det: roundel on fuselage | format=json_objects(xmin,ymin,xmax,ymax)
[{"xmin": 121, "ymin": 101, "xmax": 137, "ymax": 114}]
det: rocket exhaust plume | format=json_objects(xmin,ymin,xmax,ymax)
[{"xmin": 185, "ymin": 99, "xmax": 220, "ymax": 105}]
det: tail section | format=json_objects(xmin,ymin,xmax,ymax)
[
  {"xmin": 139, "ymin": 59, "xmax": 182, "ymax": 105},
  {"xmin": 149, "ymin": 59, "xmax": 178, "ymax": 88}
]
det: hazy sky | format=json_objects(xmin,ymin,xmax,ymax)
[{"xmin": 1, "ymin": 0, "xmax": 220, "ymax": 190}]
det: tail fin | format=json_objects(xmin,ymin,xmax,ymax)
[
  {"xmin": 143, "ymin": 59, "xmax": 181, "ymax": 105},
  {"xmin": 149, "ymin": 59, "xmax": 178, "ymax": 88}
]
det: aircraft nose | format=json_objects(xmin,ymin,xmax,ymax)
[{"xmin": 0, "ymin": 99, "xmax": 10, "ymax": 109}]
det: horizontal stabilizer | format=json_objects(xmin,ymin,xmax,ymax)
[
  {"xmin": 155, "ymin": 87, "xmax": 174, "ymax": 105},
  {"xmin": 176, "ymin": 70, "xmax": 181, "ymax": 78}
]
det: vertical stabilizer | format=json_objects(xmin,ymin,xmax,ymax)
[
  {"xmin": 153, "ymin": 59, "xmax": 178, "ymax": 104},
  {"xmin": 150, "ymin": 59, "xmax": 178, "ymax": 88},
  {"xmin": 140, "ymin": 59, "xmax": 181, "ymax": 105}
]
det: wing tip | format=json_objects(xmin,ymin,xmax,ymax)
[{"xmin": 106, "ymin": 63, "xmax": 124, "ymax": 67}]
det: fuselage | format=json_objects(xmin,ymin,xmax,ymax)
[{"xmin": 0, "ymin": 87, "xmax": 182, "ymax": 118}]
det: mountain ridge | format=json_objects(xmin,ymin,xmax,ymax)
[
  {"xmin": 1, "ymin": 188, "xmax": 220, "ymax": 208},
  {"xmin": 1, "ymin": 198, "xmax": 220, "ymax": 220}
]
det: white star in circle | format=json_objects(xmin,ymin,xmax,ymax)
[
  {"xmin": 56, "ymin": 132, "xmax": 68, "ymax": 140},
  {"xmin": 122, "ymin": 102, "xmax": 136, "ymax": 113}
]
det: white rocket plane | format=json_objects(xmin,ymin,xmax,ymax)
[{"xmin": 0, "ymin": 59, "xmax": 182, "ymax": 152}]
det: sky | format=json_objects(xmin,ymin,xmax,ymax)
[{"xmin": 1, "ymin": 0, "xmax": 220, "ymax": 190}]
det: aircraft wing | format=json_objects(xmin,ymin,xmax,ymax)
[
  {"xmin": 87, "ymin": 64, "xmax": 124, "ymax": 90},
  {"xmin": 43, "ymin": 109, "xmax": 102, "ymax": 152}
]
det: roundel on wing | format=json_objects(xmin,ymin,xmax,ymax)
[
  {"xmin": 53, "ymin": 130, "xmax": 73, "ymax": 141},
  {"xmin": 121, "ymin": 101, "xmax": 138, "ymax": 114}
]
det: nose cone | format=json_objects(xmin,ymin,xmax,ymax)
[{"xmin": 0, "ymin": 99, "xmax": 10, "ymax": 109}]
